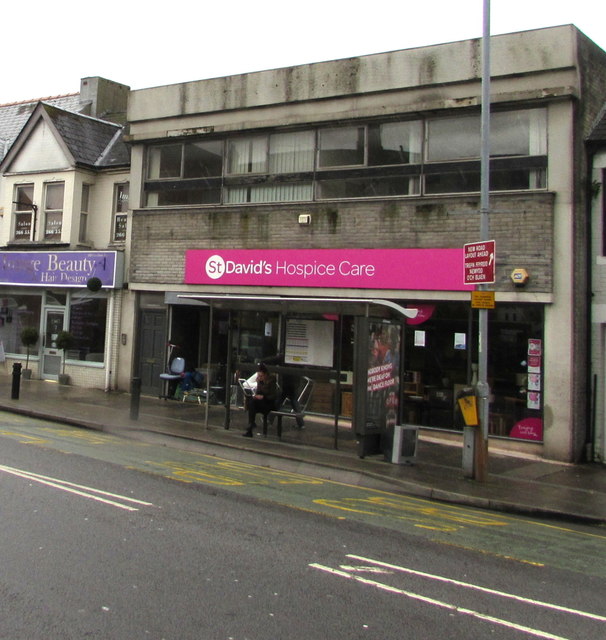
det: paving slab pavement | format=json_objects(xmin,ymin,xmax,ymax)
[{"xmin": 1, "ymin": 374, "xmax": 605, "ymax": 524}]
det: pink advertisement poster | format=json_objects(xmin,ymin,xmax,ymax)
[{"xmin": 184, "ymin": 248, "xmax": 475, "ymax": 291}]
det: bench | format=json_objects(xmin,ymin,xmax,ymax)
[{"xmin": 263, "ymin": 376, "xmax": 314, "ymax": 439}]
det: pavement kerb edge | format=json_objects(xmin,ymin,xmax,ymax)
[{"xmin": 3, "ymin": 402, "xmax": 605, "ymax": 525}]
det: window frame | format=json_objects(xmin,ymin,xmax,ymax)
[
  {"xmin": 13, "ymin": 183, "xmax": 36, "ymax": 241},
  {"xmin": 112, "ymin": 182, "xmax": 129, "ymax": 243},
  {"xmin": 79, "ymin": 184, "xmax": 90, "ymax": 244},
  {"xmin": 143, "ymin": 108, "xmax": 547, "ymax": 206},
  {"xmin": 43, "ymin": 182, "xmax": 65, "ymax": 241}
]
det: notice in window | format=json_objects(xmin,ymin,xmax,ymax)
[{"xmin": 285, "ymin": 319, "xmax": 334, "ymax": 367}]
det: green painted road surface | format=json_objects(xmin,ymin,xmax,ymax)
[{"xmin": 2, "ymin": 413, "xmax": 605, "ymax": 578}]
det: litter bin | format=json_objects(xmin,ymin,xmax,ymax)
[{"xmin": 391, "ymin": 424, "xmax": 419, "ymax": 465}]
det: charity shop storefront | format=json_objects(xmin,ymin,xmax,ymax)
[
  {"xmin": 0, "ymin": 250, "xmax": 124, "ymax": 387},
  {"xmin": 147, "ymin": 246, "xmax": 545, "ymax": 455}
]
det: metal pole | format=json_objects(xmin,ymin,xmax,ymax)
[
  {"xmin": 204, "ymin": 304, "xmax": 213, "ymax": 429},
  {"xmin": 130, "ymin": 377, "xmax": 141, "ymax": 420},
  {"xmin": 11, "ymin": 362, "xmax": 22, "ymax": 400},
  {"xmin": 475, "ymin": 0, "xmax": 491, "ymax": 481}
]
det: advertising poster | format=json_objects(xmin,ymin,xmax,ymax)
[{"xmin": 366, "ymin": 321, "xmax": 401, "ymax": 433}]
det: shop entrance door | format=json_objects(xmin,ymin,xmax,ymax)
[
  {"xmin": 138, "ymin": 310, "xmax": 167, "ymax": 396},
  {"xmin": 42, "ymin": 308, "xmax": 65, "ymax": 380}
]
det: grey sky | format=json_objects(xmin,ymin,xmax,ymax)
[{"xmin": 2, "ymin": 1, "xmax": 604, "ymax": 104}]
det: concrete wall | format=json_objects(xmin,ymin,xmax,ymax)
[{"xmin": 128, "ymin": 25, "xmax": 579, "ymax": 127}]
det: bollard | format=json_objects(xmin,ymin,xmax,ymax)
[
  {"xmin": 130, "ymin": 377, "xmax": 141, "ymax": 420},
  {"xmin": 11, "ymin": 362, "xmax": 22, "ymax": 400}
]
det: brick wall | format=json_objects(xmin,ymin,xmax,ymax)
[{"xmin": 130, "ymin": 192, "xmax": 555, "ymax": 293}]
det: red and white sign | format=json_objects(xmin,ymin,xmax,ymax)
[{"xmin": 463, "ymin": 240, "xmax": 496, "ymax": 284}]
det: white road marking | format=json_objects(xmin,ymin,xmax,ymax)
[
  {"xmin": 339, "ymin": 565, "xmax": 393, "ymax": 574},
  {"xmin": 346, "ymin": 554, "xmax": 606, "ymax": 623},
  {"xmin": 0, "ymin": 464, "xmax": 153, "ymax": 512},
  {"xmin": 310, "ymin": 563, "xmax": 571, "ymax": 640}
]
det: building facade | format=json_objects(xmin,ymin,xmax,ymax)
[
  {"xmin": 121, "ymin": 26, "xmax": 606, "ymax": 462},
  {"xmin": 0, "ymin": 87, "xmax": 132, "ymax": 389}
]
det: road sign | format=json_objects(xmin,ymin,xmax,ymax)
[{"xmin": 464, "ymin": 240, "xmax": 495, "ymax": 284}]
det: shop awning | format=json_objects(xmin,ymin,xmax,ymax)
[{"xmin": 177, "ymin": 293, "xmax": 418, "ymax": 320}]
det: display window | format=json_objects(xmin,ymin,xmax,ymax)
[{"xmin": 402, "ymin": 302, "xmax": 544, "ymax": 440}]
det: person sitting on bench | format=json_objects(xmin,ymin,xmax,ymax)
[{"xmin": 244, "ymin": 363, "xmax": 278, "ymax": 437}]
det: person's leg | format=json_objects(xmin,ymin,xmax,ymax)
[{"xmin": 244, "ymin": 399, "xmax": 260, "ymax": 436}]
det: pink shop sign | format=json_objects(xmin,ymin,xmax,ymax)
[{"xmin": 184, "ymin": 249, "xmax": 474, "ymax": 291}]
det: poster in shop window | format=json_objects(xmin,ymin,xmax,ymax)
[{"xmin": 285, "ymin": 319, "xmax": 334, "ymax": 367}]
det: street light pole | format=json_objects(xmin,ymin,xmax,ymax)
[{"xmin": 475, "ymin": 0, "xmax": 491, "ymax": 481}]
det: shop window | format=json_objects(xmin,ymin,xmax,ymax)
[
  {"xmin": 44, "ymin": 182, "xmax": 64, "ymax": 240},
  {"xmin": 68, "ymin": 292, "xmax": 107, "ymax": 363},
  {"xmin": 402, "ymin": 302, "xmax": 544, "ymax": 440},
  {"xmin": 0, "ymin": 294, "xmax": 41, "ymax": 355},
  {"xmin": 112, "ymin": 183, "xmax": 129, "ymax": 243},
  {"xmin": 13, "ymin": 184, "xmax": 35, "ymax": 240}
]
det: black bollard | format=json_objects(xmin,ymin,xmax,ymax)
[
  {"xmin": 11, "ymin": 362, "xmax": 22, "ymax": 400},
  {"xmin": 130, "ymin": 376, "xmax": 141, "ymax": 420}
]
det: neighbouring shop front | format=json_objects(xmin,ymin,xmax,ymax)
[
  {"xmin": 0, "ymin": 250, "xmax": 124, "ymax": 385},
  {"xmin": 138, "ymin": 247, "xmax": 545, "ymax": 454}
]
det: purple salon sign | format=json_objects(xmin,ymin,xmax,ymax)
[{"xmin": 0, "ymin": 251, "xmax": 123, "ymax": 288}]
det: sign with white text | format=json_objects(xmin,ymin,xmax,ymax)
[
  {"xmin": 464, "ymin": 240, "xmax": 495, "ymax": 284},
  {"xmin": 185, "ymin": 248, "xmax": 475, "ymax": 291}
]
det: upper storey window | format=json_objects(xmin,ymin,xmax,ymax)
[
  {"xmin": 318, "ymin": 127, "xmax": 365, "ymax": 167},
  {"xmin": 44, "ymin": 183, "xmax": 64, "ymax": 240},
  {"xmin": 147, "ymin": 141, "xmax": 223, "ymax": 205},
  {"xmin": 143, "ymin": 108, "xmax": 546, "ymax": 206},
  {"xmin": 426, "ymin": 110, "xmax": 547, "ymax": 193},
  {"xmin": 13, "ymin": 184, "xmax": 35, "ymax": 240}
]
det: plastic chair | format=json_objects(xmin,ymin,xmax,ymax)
[{"xmin": 159, "ymin": 357, "xmax": 185, "ymax": 399}]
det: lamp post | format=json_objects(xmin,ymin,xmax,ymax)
[{"xmin": 475, "ymin": 0, "xmax": 492, "ymax": 481}]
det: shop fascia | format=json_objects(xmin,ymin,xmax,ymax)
[
  {"xmin": 0, "ymin": 251, "xmax": 124, "ymax": 288},
  {"xmin": 185, "ymin": 248, "xmax": 474, "ymax": 292}
]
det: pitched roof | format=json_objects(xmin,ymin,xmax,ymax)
[
  {"xmin": 0, "ymin": 102, "xmax": 130, "ymax": 171},
  {"xmin": 42, "ymin": 103, "xmax": 129, "ymax": 167},
  {"xmin": 0, "ymin": 93, "xmax": 82, "ymax": 162}
]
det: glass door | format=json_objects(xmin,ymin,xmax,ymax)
[{"xmin": 42, "ymin": 308, "xmax": 65, "ymax": 379}]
